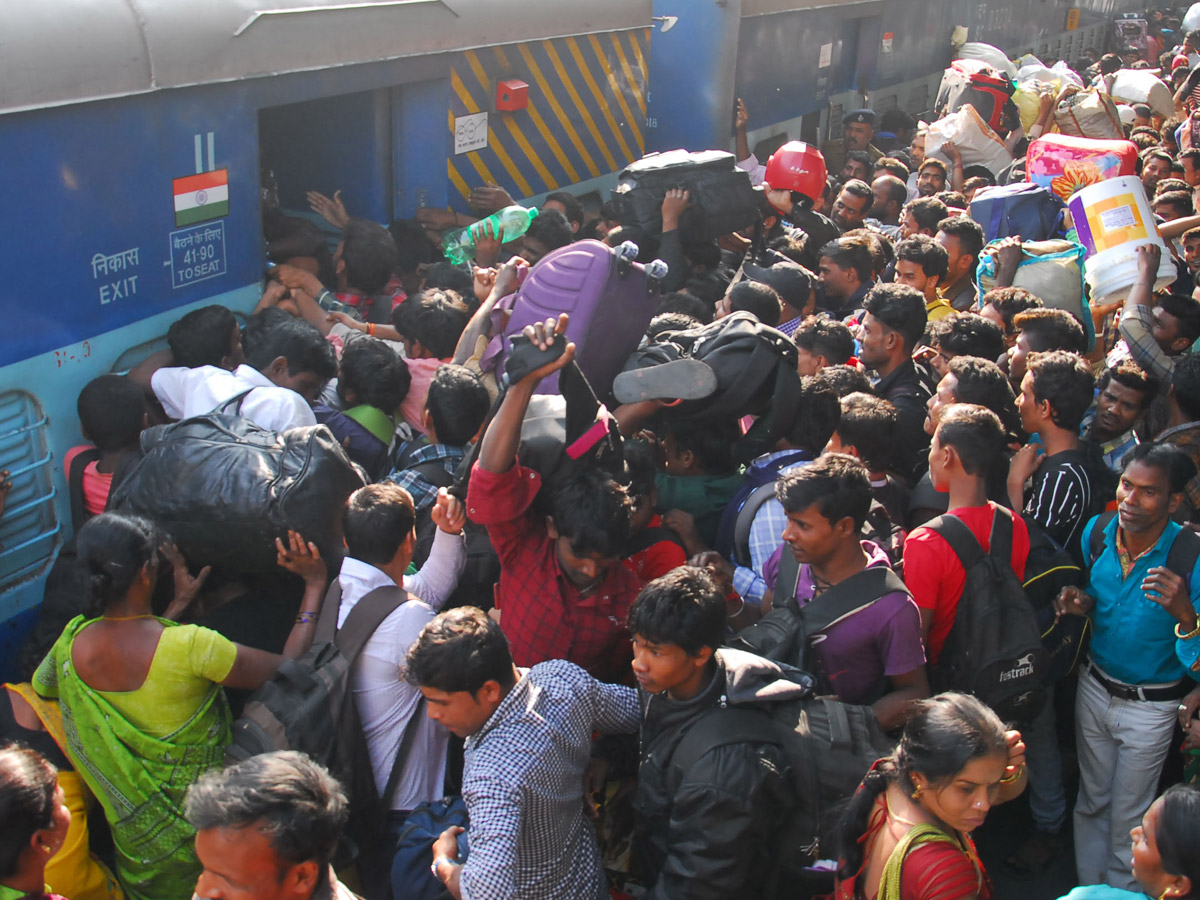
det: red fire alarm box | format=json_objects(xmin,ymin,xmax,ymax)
[{"xmin": 496, "ymin": 79, "xmax": 529, "ymax": 112}]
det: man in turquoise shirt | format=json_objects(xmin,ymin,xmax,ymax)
[{"xmin": 1057, "ymin": 443, "xmax": 1200, "ymax": 890}]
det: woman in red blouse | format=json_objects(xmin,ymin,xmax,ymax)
[{"xmin": 834, "ymin": 693, "xmax": 1027, "ymax": 900}]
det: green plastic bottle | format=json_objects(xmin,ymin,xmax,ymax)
[{"xmin": 443, "ymin": 205, "xmax": 539, "ymax": 265}]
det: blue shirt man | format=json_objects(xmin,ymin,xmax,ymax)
[{"xmin": 1059, "ymin": 443, "xmax": 1200, "ymax": 890}]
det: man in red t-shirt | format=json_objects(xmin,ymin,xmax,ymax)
[{"xmin": 903, "ymin": 404, "xmax": 1029, "ymax": 663}]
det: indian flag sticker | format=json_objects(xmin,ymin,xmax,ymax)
[{"xmin": 173, "ymin": 169, "xmax": 229, "ymax": 227}]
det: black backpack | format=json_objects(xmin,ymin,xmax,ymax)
[
  {"xmin": 1023, "ymin": 517, "xmax": 1089, "ymax": 681},
  {"xmin": 729, "ymin": 554, "xmax": 908, "ymax": 698},
  {"xmin": 926, "ymin": 509, "xmax": 1047, "ymax": 723},
  {"xmin": 670, "ymin": 688, "xmax": 894, "ymax": 890},
  {"xmin": 626, "ymin": 312, "xmax": 802, "ymax": 459},
  {"xmin": 226, "ymin": 583, "xmax": 426, "ymax": 887}
]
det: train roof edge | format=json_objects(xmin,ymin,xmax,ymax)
[{"xmin": 0, "ymin": 0, "xmax": 653, "ymax": 115}]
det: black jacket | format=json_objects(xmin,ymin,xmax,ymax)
[{"xmin": 633, "ymin": 648, "xmax": 805, "ymax": 900}]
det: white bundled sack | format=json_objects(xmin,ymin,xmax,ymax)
[
  {"xmin": 1017, "ymin": 61, "xmax": 1082, "ymax": 88},
  {"xmin": 926, "ymin": 105, "xmax": 1013, "ymax": 178},
  {"xmin": 1109, "ymin": 69, "xmax": 1175, "ymax": 118},
  {"xmin": 956, "ymin": 42, "xmax": 1018, "ymax": 79},
  {"xmin": 1184, "ymin": 2, "xmax": 1200, "ymax": 33}
]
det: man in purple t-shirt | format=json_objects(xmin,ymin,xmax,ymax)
[{"xmin": 760, "ymin": 453, "xmax": 929, "ymax": 729}]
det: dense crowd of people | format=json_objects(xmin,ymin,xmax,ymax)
[{"xmin": 14, "ymin": 12, "xmax": 1200, "ymax": 900}]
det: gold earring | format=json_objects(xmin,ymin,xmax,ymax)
[
  {"xmin": 911, "ymin": 786, "xmax": 923, "ymax": 799},
  {"xmin": 1159, "ymin": 889, "xmax": 1175, "ymax": 900}
]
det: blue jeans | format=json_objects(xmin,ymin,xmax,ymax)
[{"xmin": 1024, "ymin": 691, "xmax": 1068, "ymax": 833}]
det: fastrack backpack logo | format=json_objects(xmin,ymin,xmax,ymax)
[{"xmin": 998, "ymin": 654, "xmax": 1036, "ymax": 683}]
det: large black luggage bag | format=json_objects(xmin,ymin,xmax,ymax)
[
  {"xmin": 609, "ymin": 149, "xmax": 759, "ymax": 241},
  {"xmin": 109, "ymin": 413, "xmax": 366, "ymax": 573}
]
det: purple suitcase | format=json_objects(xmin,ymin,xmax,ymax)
[{"xmin": 483, "ymin": 239, "xmax": 662, "ymax": 396}]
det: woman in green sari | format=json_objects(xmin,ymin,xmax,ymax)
[{"xmin": 33, "ymin": 513, "xmax": 328, "ymax": 900}]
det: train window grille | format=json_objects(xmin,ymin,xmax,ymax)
[
  {"xmin": 0, "ymin": 391, "xmax": 59, "ymax": 589},
  {"xmin": 828, "ymin": 103, "xmax": 844, "ymax": 142}
]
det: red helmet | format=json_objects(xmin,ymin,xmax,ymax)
[{"xmin": 763, "ymin": 141, "xmax": 827, "ymax": 204}]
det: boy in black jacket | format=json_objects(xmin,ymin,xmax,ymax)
[{"xmin": 627, "ymin": 567, "xmax": 801, "ymax": 900}]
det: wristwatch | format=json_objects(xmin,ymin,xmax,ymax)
[{"xmin": 431, "ymin": 857, "xmax": 455, "ymax": 881}]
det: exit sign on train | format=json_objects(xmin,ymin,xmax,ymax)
[{"xmin": 1066, "ymin": 9, "xmax": 1080, "ymax": 30}]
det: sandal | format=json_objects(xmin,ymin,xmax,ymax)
[{"xmin": 612, "ymin": 359, "xmax": 717, "ymax": 404}]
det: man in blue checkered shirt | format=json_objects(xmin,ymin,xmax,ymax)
[{"xmin": 408, "ymin": 607, "xmax": 639, "ymax": 900}]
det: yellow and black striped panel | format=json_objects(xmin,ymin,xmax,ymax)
[{"xmin": 447, "ymin": 29, "xmax": 650, "ymax": 201}]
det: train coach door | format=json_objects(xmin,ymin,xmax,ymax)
[
  {"xmin": 258, "ymin": 88, "xmax": 394, "ymax": 229},
  {"xmin": 827, "ymin": 14, "xmax": 882, "ymax": 141},
  {"xmin": 852, "ymin": 16, "xmax": 882, "ymax": 95}
]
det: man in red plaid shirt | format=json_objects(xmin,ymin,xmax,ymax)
[{"xmin": 466, "ymin": 313, "xmax": 642, "ymax": 684}]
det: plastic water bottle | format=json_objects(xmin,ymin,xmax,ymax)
[{"xmin": 443, "ymin": 205, "xmax": 539, "ymax": 265}]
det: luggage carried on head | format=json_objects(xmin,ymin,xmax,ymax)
[
  {"xmin": 925, "ymin": 105, "xmax": 1013, "ymax": 180},
  {"xmin": 609, "ymin": 148, "xmax": 761, "ymax": 242},
  {"xmin": 479, "ymin": 239, "xmax": 664, "ymax": 398},
  {"xmin": 968, "ymin": 182, "xmax": 1064, "ymax": 244},
  {"xmin": 1025, "ymin": 133, "xmax": 1139, "ymax": 201},
  {"xmin": 936, "ymin": 58, "xmax": 1017, "ymax": 132},
  {"xmin": 108, "ymin": 394, "xmax": 366, "ymax": 573},
  {"xmin": 1109, "ymin": 69, "xmax": 1174, "ymax": 118},
  {"xmin": 1055, "ymin": 88, "xmax": 1124, "ymax": 140},
  {"xmin": 976, "ymin": 238, "xmax": 1091, "ymax": 346},
  {"xmin": 923, "ymin": 508, "xmax": 1047, "ymax": 724},
  {"xmin": 622, "ymin": 311, "xmax": 802, "ymax": 460}
]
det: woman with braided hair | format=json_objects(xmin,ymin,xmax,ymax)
[{"xmin": 834, "ymin": 693, "xmax": 1027, "ymax": 900}]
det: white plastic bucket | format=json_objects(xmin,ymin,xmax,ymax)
[{"xmin": 1067, "ymin": 175, "xmax": 1176, "ymax": 303}]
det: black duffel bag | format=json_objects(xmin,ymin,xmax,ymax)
[
  {"xmin": 609, "ymin": 149, "xmax": 759, "ymax": 242},
  {"xmin": 109, "ymin": 410, "xmax": 366, "ymax": 573}
]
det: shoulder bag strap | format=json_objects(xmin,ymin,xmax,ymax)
[
  {"xmin": 732, "ymin": 481, "xmax": 781, "ymax": 565},
  {"xmin": 796, "ymin": 567, "xmax": 909, "ymax": 636},
  {"xmin": 1088, "ymin": 511, "xmax": 1118, "ymax": 569},
  {"xmin": 1166, "ymin": 525, "xmax": 1200, "ymax": 583},
  {"xmin": 336, "ymin": 585, "xmax": 409, "ymax": 660},
  {"xmin": 988, "ymin": 506, "xmax": 1014, "ymax": 561},
  {"xmin": 668, "ymin": 706, "xmax": 780, "ymax": 779},
  {"xmin": 315, "ymin": 581, "xmax": 343, "ymax": 645},
  {"xmin": 214, "ymin": 388, "xmax": 256, "ymax": 416},
  {"xmin": 877, "ymin": 824, "xmax": 964, "ymax": 900},
  {"xmin": 773, "ymin": 549, "xmax": 802, "ymax": 607},
  {"xmin": 924, "ymin": 514, "xmax": 985, "ymax": 569},
  {"xmin": 381, "ymin": 695, "xmax": 428, "ymax": 808}
]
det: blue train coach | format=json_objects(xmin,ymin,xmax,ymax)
[{"xmin": 0, "ymin": 0, "xmax": 1138, "ymax": 670}]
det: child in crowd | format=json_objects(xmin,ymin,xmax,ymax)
[
  {"xmin": 63, "ymin": 375, "xmax": 147, "ymax": 524},
  {"xmin": 312, "ymin": 337, "xmax": 410, "ymax": 480}
]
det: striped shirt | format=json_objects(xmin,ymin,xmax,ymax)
[{"xmin": 1023, "ymin": 449, "xmax": 1097, "ymax": 563}]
